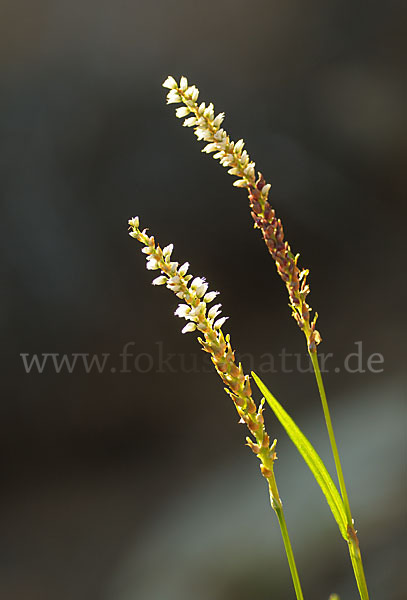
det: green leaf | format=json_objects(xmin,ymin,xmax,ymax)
[{"xmin": 252, "ymin": 372, "xmax": 348, "ymax": 541}]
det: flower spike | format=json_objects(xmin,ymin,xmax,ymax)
[
  {"xmin": 162, "ymin": 76, "xmax": 321, "ymax": 352},
  {"xmin": 129, "ymin": 217, "xmax": 278, "ymax": 485}
]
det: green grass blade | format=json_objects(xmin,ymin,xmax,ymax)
[{"xmin": 252, "ymin": 372, "xmax": 348, "ymax": 540}]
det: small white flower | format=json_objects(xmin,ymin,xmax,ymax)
[
  {"xmin": 203, "ymin": 291, "xmax": 219, "ymax": 303},
  {"xmin": 214, "ymin": 129, "xmax": 225, "ymax": 141},
  {"xmin": 234, "ymin": 139, "xmax": 245, "ymax": 154},
  {"xmin": 233, "ymin": 179, "xmax": 248, "ymax": 188},
  {"xmin": 190, "ymin": 277, "xmax": 205, "ymax": 290},
  {"xmin": 188, "ymin": 303, "xmax": 204, "ymax": 318},
  {"xmin": 141, "ymin": 247, "xmax": 153, "ymax": 254},
  {"xmin": 203, "ymin": 103, "xmax": 214, "ymax": 119},
  {"xmin": 162, "ymin": 243, "xmax": 174, "ymax": 257},
  {"xmin": 179, "ymin": 262, "xmax": 190, "ymax": 276},
  {"xmin": 213, "ymin": 113, "xmax": 225, "ymax": 128},
  {"xmin": 214, "ymin": 316, "xmax": 229, "ymax": 330},
  {"xmin": 202, "ymin": 143, "xmax": 218, "ymax": 154},
  {"xmin": 195, "ymin": 282, "xmax": 209, "ymax": 298},
  {"xmin": 195, "ymin": 128, "xmax": 208, "ymax": 140},
  {"xmin": 175, "ymin": 304, "xmax": 191, "ymax": 318},
  {"xmin": 128, "ymin": 216, "xmax": 139, "ymax": 228},
  {"xmin": 176, "ymin": 106, "xmax": 190, "ymax": 118},
  {"xmin": 167, "ymin": 275, "xmax": 181, "ymax": 286},
  {"xmin": 166, "ymin": 90, "xmax": 182, "ymax": 104},
  {"xmin": 221, "ymin": 156, "xmax": 234, "ymax": 166},
  {"xmin": 152, "ymin": 276, "xmax": 167, "ymax": 286},
  {"xmin": 244, "ymin": 163, "xmax": 255, "ymax": 178},
  {"xmin": 179, "ymin": 76, "xmax": 188, "ymax": 91},
  {"xmin": 198, "ymin": 102, "xmax": 206, "ymax": 115},
  {"xmin": 261, "ymin": 183, "xmax": 271, "ymax": 197},
  {"xmin": 182, "ymin": 322, "xmax": 196, "ymax": 334},
  {"xmin": 185, "ymin": 85, "xmax": 199, "ymax": 102},
  {"xmin": 162, "ymin": 76, "xmax": 178, "ymax": 89},
  {"xmin": 129, "ymin": 231, "xmax": 138, "ymax": 238},
  {"xmin": 183, "ymin": 117, "xmax": 197, "ymax": 128},
  {"xmin": 146, "ymin": 258, "xmax": 159, "ymax": 270},
  {"xmin": 228, "ymin": 167, "xmax": 241, "ymax": 176},
  {"xmin": 240, "ymin": 151, "xmax": 249, "ymax": 167},
  {"xmin": 208, "ymin": 304, "xmax": 222, "ymax": 319}
]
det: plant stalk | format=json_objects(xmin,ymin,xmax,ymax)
[
  {"xmin": 268, "ymin": 475, "xmax": 304, "ymax": 600},
  {"xmin": 309, "ymin": 351, "xmax": 369, "ymax": 600}
]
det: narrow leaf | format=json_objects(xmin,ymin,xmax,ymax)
[{"xmin": 252, "ymin": 372, "xmax": 348, "ymax": 540}]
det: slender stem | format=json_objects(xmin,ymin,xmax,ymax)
[
  {"xmin": 309, "ymin": 351, "xmax": 369, "ymax": 600},
  {"xmin": 268, "ymin": 476, "xmax": 304, "ymax": 600},
  {"xmin": 349, "ymin": 537, "xmax": 369, "ymax": 600},
  {"xmin": 309, "ymin": 351, "xmax": 352, "ymax": 523}
]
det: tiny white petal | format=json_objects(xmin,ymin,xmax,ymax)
[
  {"xmin": 228, "ymin": 167, "xmax": 241, "ymax": 175},
  {"xmin": 167, "ymin": 275, "xmax": 181, "ymax": 286},
  {"xmin": 234, "ymin": 139, "xmax": 245, "ymax": 154},
  {"xmin": 188, "ymin": 303, "xmax": 204, "ymax": 318},
  {"xmin": 152, "ymin": 276, "xmax": 167, "ymax": 286},
  {"xmin": 195, "ymin": 128, "xmax": 207, "ymax": 140},
  {"xmin": 175, "ymin": 304, "xmax": 191, "ymax": 318},
  {"xmin": 203, "ymin": 103, "xmax": 214, "ymax": 118},
  {"xmin": 203, "ymin": 291, "xmax": 219, "ymax": 303},
  {"xmin": 208, "ymin": 303, "xmax": 222, "ymax": 319},
  {"xmin": 214, "ymin": 129, "xmax": 225, "ymax": 141},
  {"xmin": 183, "ymin": 117, "xmax": 197, "ymax": 127},
  {"xmin": 261, "ymin": 183, "xmax": 271, "ymax": 196},
  {"xmin": 179, "ymin": 262, "xmax": 190, "ymax": 276},
  {"xmin": 176, "ymin": 106, "xmax": 190, "ymax": 118},
  {"xmin": 182, "ymin": 322, "xmax": 196, "ymax": 334},
  {"xmin": 166, "ymin": 90, "xmax": 182, "ymax": 104},
  {"xmin": 233, "ymin": 179, "xmax": 248, "ymax": 188},
  {"xmin": 141, "ymin": 247, "xmax": 153, "ymax": 254},
  {"xmin": 179, "ymin": 76, "xmax": 188, "ymax": 91},
  {"xmin": 162, "ymin": 76, "xmax": 178, "ymax": 89},
  {"xmin": 162, "ymin": 243, "xmax": 174, "ymax": 257},
  {"xmin": 128, "ymin": 216, "xmax": 139, "ymax": 228},
  {"xmin": 202, "ymin": 143, "xmax": 217, "ymax": 154},
  {"xmin": 129, "ymin": 231, "xmax": 138, "ymax": 238},
  {"xmin": 191, "ymin": 277, "xmax": 205, "ymax": 290},
  {"xmin": 213, "ymin": 113, "xmax": 225, "ymax": 128},
  {"xmin": 198, "ymin": 102, "xmax": 206, "ymax": 115},
  {"xmin": 240, "ymin": 151, "xmax": 249, "ymax": 166},
  {"xmin": 195, "ymin": 283, "xmax": 209, "ymax": 298},
  {"xmin": 214, "ymin": 316, "xmax": 229, "ymax": 330},
  {"xmin": 244, "ymin": 164, "xmax": 255, "ymax": 178},
  {"xmin": 146, "ymin": 259, "xmax": 159, "ymax": 270}
]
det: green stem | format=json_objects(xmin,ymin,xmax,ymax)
[
  {"xmin": 309, "ymin": 352, "xmax": 352, "ymax": 523},
  {"xmin": 268, "ymin": 477, "xmax": 304, "ymax": 600},
  {"xmin": 309, "ymin": 351, "xmax": 369, "ymax": 600}
]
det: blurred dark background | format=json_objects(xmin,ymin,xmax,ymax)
[{"xmin": 1, "ymin": 1, "xmax": 406, "ymax": 598}]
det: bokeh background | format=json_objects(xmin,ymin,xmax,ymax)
[{"xmin": 1, "ymin": 1, "xmax": 406, "ymax": 598}]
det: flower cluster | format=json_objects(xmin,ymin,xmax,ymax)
[
  {"xmin": 163, "ymin": 75, "xmax": 321, "ymax": 352},
  {"xmin": 129, "ymin": 216, "xmax": 279, "ymax": 490}
]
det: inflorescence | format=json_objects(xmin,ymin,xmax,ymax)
[
  {"xmin": 162, "ymin": 75, "xmax": 321, "ymax": 352},
  {"xmin": 128, "ymin": 217, "xmax": 280, "ymax": 495}
]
